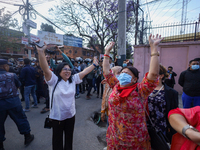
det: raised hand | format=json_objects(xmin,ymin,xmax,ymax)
[
  {"xmin": 105, "ymin": 42, "xmax": 115, "ymax": 54},
  {"xmin": 149, "ymin": 34, "xmax": 164, "ymax": 47},
  {"xmin": 36, "ymin": 42, "xmax": 47, "ymax": 53}
]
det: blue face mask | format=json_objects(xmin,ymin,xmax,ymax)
[
  {"xmin": 116, "ymin": 73, "xmax": 132, "ymax": 85},
  {"xmin": 122, "ymin": 63, "xmax": 127, "ymax": 67},
  {"xmin": 191, "ymin": 65, "xmax": 199, "ymax": 70}
]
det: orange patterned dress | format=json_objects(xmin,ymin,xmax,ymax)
[{"xmin": 104, "ymin": 72, "xmax": 159, "ymax": 150}]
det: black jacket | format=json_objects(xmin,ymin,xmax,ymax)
[
  {"xmin": 164, "ymin": 83, "xmax": 179, "ymax": 142},
  {"xmin": 178, "ymin": 68, "xmax": 200, "ymax": 97}
]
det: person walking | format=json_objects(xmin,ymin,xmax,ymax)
[
  {"xmin": 36, "ymin": 42, "xmax": 98, "ymax": 150},
  {"xmin": 19, "ymin": 58, "xmax": 38, "ymax": 112},
  {"xmin": 103, "ymin": 34, "xmax": 163, "ymax": 149},
  {"xmin": 0, "ymin": 59, "xmax": 34, "ymax": 150},
  {"xmin": 178, "ymin": 58, "xmax": 200, "ymax": 108}
]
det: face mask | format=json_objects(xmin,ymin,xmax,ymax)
[
  {"xmin": 117, "ymin": 73, "xmax": 132, "ymax": 85},
  {"xmin": 191, "ymin": 65, "xmax": 199, "ymax": 70},
  {"xmin": 115, "ymin": 75, "xmax": 119, "ymax": 78},
  {"xmin": 31, "ymin": 63, "xmax": 35, "ymax": 66},
  {"xmin": 122, "ymin": 63, "xmax": 127, "ymax": 67}
]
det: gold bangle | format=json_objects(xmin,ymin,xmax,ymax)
[{"xmin": 151, "ymin": 52, "xmax": 160, "ymax": 57}]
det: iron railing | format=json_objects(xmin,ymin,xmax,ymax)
[{"xmin": 138, "ymin": 21, "xmax": 200, "ymax": 45}]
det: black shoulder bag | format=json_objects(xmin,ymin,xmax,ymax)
[
  {"xmin": 44, "ymin": 80, "xmax": 60, "ymax": 129},
  {"xmin": 144, "ymin": 105, "xmax": 170, "ymax": 150}
]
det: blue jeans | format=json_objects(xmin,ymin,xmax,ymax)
[
  {"xmin": 182, "ymin": 92, "xmax": 200, "ymax": 108},
  {"xmin": 24, "ymin": 85, "xmax": 37, "ymax": 109},
  {"xmin": 76, "ymin": 84, "xmax": 79, "ymax": 95},
  {"xmin": 92, "ymin": 78, "xmax": 97, "ymax": 91},
  {"xmin": 0, "ymin": 105, "xmax": 31, "ymax": 142}
]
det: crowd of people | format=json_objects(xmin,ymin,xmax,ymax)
[{"xmin": 0, "ymin": 34, "xmax": 200, "ymax": 150}]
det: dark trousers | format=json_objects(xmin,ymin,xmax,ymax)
[
  {"xmin": 86, "ymin": 79, "xmax": 93, "ymax": 96},
  {"xmin": 43, "ymin": 84, "xmax": 49, "ymax": 109},
  {"xmin": 96, "ymin": 76, "xmax": 103, "ymax": 97},
  {"xmin": 20, "ymin": 85, "xmax": 24, "ymax": 101},
  {"xmin": 52, "ymin": 116, "xmax": 75, "ymax": 150},
  {"xmin": 0, "ymin": 105, "xmax": 31, "ymax": 142}
]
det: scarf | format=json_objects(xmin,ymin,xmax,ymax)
[{"xmin": 113, "ymin": 83, "xmax": 138, "ymax": 106}]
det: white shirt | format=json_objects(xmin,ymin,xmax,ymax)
[{"xmin": 45, "ymin": 72, "xmax": 82, "ymax": 121}]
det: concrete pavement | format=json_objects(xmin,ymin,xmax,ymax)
[
  {"xmin": 3, "ymin": 93, "xmax": 106, "ymax": 150},
  {"xmin": 3, "ymin": 92, "xmax": 183, "ymax": 150}
]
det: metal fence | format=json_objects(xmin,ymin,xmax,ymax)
[{"xmin": 138, "ymin": 21, "xmax": 200, "ymax": 45}]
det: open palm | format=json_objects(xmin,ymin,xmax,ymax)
[{"xmin": 149, "ymin": 34, "xmax": 164, "ymax": 47}]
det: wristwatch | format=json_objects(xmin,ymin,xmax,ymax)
[{"xmin": 182, "ymin": 124, "xmax": 199, "ymax": 140}]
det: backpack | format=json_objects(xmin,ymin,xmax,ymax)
[{"xmin": 0, "ymin": 72, "xmax": 18, "ymax": 99}]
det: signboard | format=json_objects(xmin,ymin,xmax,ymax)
[
  {"xmin": 38, "ymin": 30, "xmax": 63, "ymax": 45},
  {"xmin": 21, "ymin": 37, "xmax": 28, "ymax": 45},
  {"xmin": 26, "ymin": 19, "xmax": 37, "ymax": 29},
  {"xmin": 63, "ymin": 35, "xmax": 82, "ymax": 48},
  {"xmin": 30, "ymin": 34, "xmax": 40, "ymax": 42}
]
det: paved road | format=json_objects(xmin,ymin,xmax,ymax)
[
  {"xmin": 3, "ymin": 92, "xmax": 183, "ymax": 150},
  {"xmin": 4, "ymin": 93, "xmax": 106, "ymax": 150}
]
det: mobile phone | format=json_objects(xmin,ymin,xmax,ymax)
[{"xmin": 35, "ymin": 40, "xmax": 44, "ymax": 48}]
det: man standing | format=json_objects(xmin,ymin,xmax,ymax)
[
  {"xmin": 0, "ymin": 59, "xmax": 34, "ymax": 150},
  {"xmin": 178, "ymin": 59, "xmax": 200, "ymax": 108},
  {"xmin": 165, "ymin": 66, "xmax": 177, "ymax": 88},
  {"xmin": 19, "ymin": 58, "xmax": 38, "ymax": 112}
]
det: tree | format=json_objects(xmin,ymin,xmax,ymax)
[
  {"xmin": 49, "ymin": 0, "xmax": 135, "ymax": 55},
  {"xmin": 40, "ymin": 23, "xmax": 56, "ymax": 33},
  {"xmin": 0, "ymin": 8, "xmax": 22, "ymax": 52}
]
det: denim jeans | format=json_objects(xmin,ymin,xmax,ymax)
[
  {"xmin": 24, "ymin": 85, "xmax": 37, "ymax": 109},
  {"xmin": 0, "ymin": 105, "xmax": 31, "ymax": 142},
  {"xmin": 182, "ymin": 92, "xmax": 200, "ymax": 108}
]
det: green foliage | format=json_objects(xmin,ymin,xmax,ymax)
[
  {"xmin": 0, "ymin": 8, "xmax": 22, "ymax": 53},
  {"xmin": 40, "ymin": 23, "xmax": 56, "ymax": 33}
]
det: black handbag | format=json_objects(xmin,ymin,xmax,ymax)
[
  {"xmin": 44, "ymin": 115, "xmax": 52, "ymax": 129},
  {"xmin": 147, "ymin": 124, "xmax": 170, "ymax": 150},
  {"xmin": 44, "ymin": 81, "xmax": 59, "ymax": 129},
  {"xmin": 145, "ymin": 107, "xmax": 170, "ymax": 150}
]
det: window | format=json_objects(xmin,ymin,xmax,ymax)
[
  {"xmin": 75, "ymin": 50, "xmax": 77, "ymax": 54},
  {"xmin": 69, "ymin": 50, "xmax": 72, "ymax": 53},
  {"xmin": 82, "ymin": 50, "xmax": 86, "ymax": 56},
  {"xmin": 87, "ymin": 52, "xmax": 90, "ymax": 56}
]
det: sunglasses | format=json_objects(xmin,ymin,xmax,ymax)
[{"xmin": 62, "ymin": 68, "xmax": 72, "ymax": 72}]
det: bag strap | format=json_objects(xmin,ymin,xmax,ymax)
[
  {"xmin": 50, "ymin": 80, "xmax": 60, "ymax": 109},
  {"xmin": 135, "ymin": 87, "xmax": 157, "ymax": 130}
]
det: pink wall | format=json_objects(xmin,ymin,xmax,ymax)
[{"xmin": 133, "ymin": 41, "xmax": 200, "ymax": 94}]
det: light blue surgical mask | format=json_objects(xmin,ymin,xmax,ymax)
[
  {"xmin": 122, "ymin": 63, "xmax": 127, "ymax": 67},
  {"xmin": 115, "ymin": 75, "xmax": 119, "ymax": 78},
  {"xmin": 31, "ymin": 63, "xmax": 35, "ymax": 66},
  {"xmin": 116, "ymin": 73, "xmax": 132, "ymax": 85},
  {"xmin": 191, "ymin": 65, "xmax": 199, "ymax": 70}
]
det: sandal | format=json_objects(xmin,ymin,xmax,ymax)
[{"xmin": 40, "ymin": 107, "xmax": 50, "ymax": 114}]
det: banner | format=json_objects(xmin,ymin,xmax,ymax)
[
  {"xmin": 21, "ymin": 37, "xmax": 28, "ymax": 45},
  {"xmin": 37, "ymin": 30, "xmax": 63, "ymax": 45},
  {"xmin": 63, "ymin": 35, "xmax": 82, "ymax": 48}
]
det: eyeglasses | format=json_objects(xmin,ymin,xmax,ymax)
[{"xmin": 62, "ymin": 68, "xmax": 72, "ymax": 72}]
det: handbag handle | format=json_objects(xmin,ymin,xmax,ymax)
[{"xmin": 50, "ymin": 79, "xmax": 60, "ymax": 109}]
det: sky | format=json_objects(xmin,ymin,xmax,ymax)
[{"xmin": 0, "ymin": 0, "xmax": 199, "ymax": 36}]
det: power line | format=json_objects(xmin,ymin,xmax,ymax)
[
  {"xmin": 151, "ymin": 0, "xmax": 163, "ymax": 17},
  {"xmin": 152, "ymin": 0, "xmax": 173, "ymax": 19},
  {"xmin": 149, "ymin": 2, "xmax": 182, "ymax": 11},
  {"xmin": 158, "ymin": 0, "xmax": 181, "ymax": 21},
  {"xmin": 163, "ymin": 0, "xmax": 191, "ymax": 23},
  {"xmin": 145, "ymin": 0, "xmax": 151, "ymax": 21}
]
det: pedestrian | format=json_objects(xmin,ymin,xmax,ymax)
[
  {"xmin": 164, "ymin": 66, "xmax": 177, "ymax": 88},
  {"xmin": 79, "ymin": 60, "xmax": 87, "ymax": 94},
  {"xmin": 19, "ymin": 58, "xmax": 38, "ymax": 112},
  {"xmin": 168, "ymin": 106, "xmax": 200, "ymax": 150},
  {"xmin": 103, "ymin": 34, "xmax": 163, "ymax": 149},
  {"xmin": 36, "ymin": 42, "xmax": 99, "ymax": 150},
  {"xmin": 86, "ymin": 61, "xmax": 95, "ymax": 100},
  {"xmin": 147, "ymin": 64, "xmax": 178, "ymax": 143},
  {"xmin": 96, "ymin": 60, "xmax": 104, "ymax": 98},
  {"xmin": 178, "ymin": 58, "xmax": 200, "ymax": 108},
  {"xmin": 0, "ymin": 59, "xmax": 34, "ymax": 150}
]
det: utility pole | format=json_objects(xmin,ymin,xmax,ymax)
[
  {"xmin": 180, "ymin": 0, "xmax": 188, "ymax": 34},
  {"xmin": 135, "ymin": 0, "xmax": 139, "ymax": 45},
  {"xmin": 117, "ymin": 0, "xmax": 126, "ymax": 66}
]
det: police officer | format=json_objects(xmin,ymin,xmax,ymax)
[{"xmin": 0, "ymin": 59, "xmax": 34, "ymax": 150}]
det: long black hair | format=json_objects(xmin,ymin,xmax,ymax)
[{"xmin": 54, "ymin": 62, "xmax": 73, "ymax": 83}]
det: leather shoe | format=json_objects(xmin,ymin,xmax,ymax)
[{"xmin": 24, "ymin": 134, "xmax": 34, "ymax": 146}]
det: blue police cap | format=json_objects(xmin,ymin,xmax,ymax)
[{"xmin": 0, "ymin": 59, "xmax": 9, "ymax": 65}]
